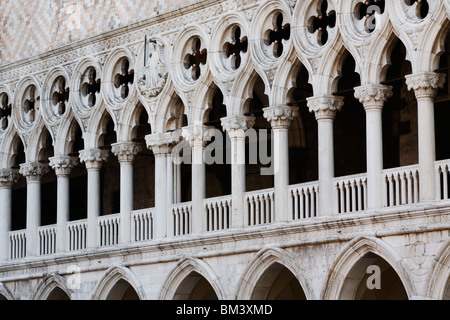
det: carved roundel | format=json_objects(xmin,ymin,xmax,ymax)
[
  {"xmin": 13, "ymin": 76, "xmax": 41, "ymax": 132},
  {"xmin": 0, "ymin": 91, "xmax": 12, "ymax": 133},
  {"xmin": 339, "ymin": 0, "xmax": 388, "ymax": 43},
  {"xmin": 172, "ymin": 26, "xmax": 209, "ymax": 91},
  {"xmin": 251, "ymin": 1, "xmax": 292, "ymax": 69},
  {"xmin": 103, "ymin": 47, "xmax": 136, "ymax": 109},
  {"xmin": 136, "ymin": 36, "xmax": 169, "ymax": 101},
  {"xmin": 210, "ymin": 13, "xmax": 251, "ymax": 81},
  {"xmin": 72, "ymin": 58, "xmax": 103, "ymax": 118},
  {"xmin": 294, "ymin": 0, "xmax": 338, "ymax": 55},
  {"xmin": 388, "ymin": 0, "xmax": 436, "ymax": 28},
  {"xmin": 42, "ymin": 67, "xmax": 71, "ymax": 125}
]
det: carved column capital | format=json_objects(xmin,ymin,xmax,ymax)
[
  {"xmin": 221, "ymin": 116, "xmax": 256, "ymax": 139},
  {"xmin": 354, "ymin": 84, "xmax": 393, "ymax": 111},
  {"xmin": 111, "ymin": 142, "xmax": 142, "ymax": 163},
  {"xmin": 49, "ymin": 156, "xmax": 79, "ymax": 177},
  {"xmin": 19, "ymin": 162, "xmax": 49, "ymax": 182},
  {"xmin": 405, "ymin": 72, "xmax": 446, "ymax": 99},
  {"xmin": 307, "ymin": 95, "xmax": 344, "ymax": 121},
  {"xmin": 146, "ymin": 132, "xmax": 180, "ymax": 156},
  {"xmin": 263, "ymin": 106, "xmax": 299, "ymax": 129},
  {"xmin": 79, "ymin": 149, "xmax": 109, "ymax": 170},
  {"xmin": 181, "ymin": 125, "xmax": 215, "ymax": 148},
  {"xmin": 0, "ymin": 169, "xmax": 20, "ymax": 188}
]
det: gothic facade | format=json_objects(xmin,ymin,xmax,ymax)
[{"xmin": 0, "ymin": 0, "xmax": 450, "ymax": 300}]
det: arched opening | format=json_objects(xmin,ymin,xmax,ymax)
[
  {"xmin": 245, "ymin": 75, "xmax": 273, "ymax": 192},
  {"xmin": 106, "ymin": 279, "xmax": 140, "ymax": 300},
  {"xmin": 444, "ymin": 276, "xmax": 450, "ymax": 300},
  {"xmin": 339, "ymin": 252, "xmax": 408, "ymax": 300},
  {"xmin": 333, "ymin": 50, "xmax": 366, "ymax": 177},
  {"xmin": 204, "ymin": 87, "xmax": 231, "ymax": 199},
  {"xmin": 288, "ymin": 64, "xmax": 317, "ymax": 184},
  {"xmin": 11, "ymin": 136, "xmax": 27, "ymax": 231},
  {"xmin": 381, "ymin": 38, "xmax": 415, "ymax": 169},
  {"xmin": 167, "ymin": 95, "xmax": 190, "ymax": 204},
  {"xmin": 46, "ymin": 287, "xmax": 70, "ymax": 300},
  {"xmin": 251, "ymin": 263, "xmax": 306, "ymax": 300},
  {"xmin": 39, "ymin": 127, "xmax": 56, "ymax": 227},
  {"xmin": 99, "ymin": 114, "xmax": 120, "ymax": 216},
  {"xmin": 0, "ymin": 294, "xmax": 7, "ymax": 301},
  {"xmin": 435, "ymin": 29, "xmax": 450, "ymax": 162},
  {"xmin": 132, "ymin": 106, "xmax": 154, "ymax": 211},
  {"xmin": 68, "ymin": 122, "xmax": 88, "ymax": 222},
  {"xmin": 173, "ymin": 271, "xmax": 218, "ymax": 300}
]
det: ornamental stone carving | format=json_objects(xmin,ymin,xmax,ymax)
[
  {"xmin": 111, "ymin": 142, "xmax": 142, "ymax": 163},
  {"xmin": 0, "ymin": 169, "xmax": 20, "ymax": 188},
  {"xmin": 181, "ymin": 124, "xmax": 215, "ymax": 148},
  {"xmin": 354, "ymin": 84, "xmax": 393, "ymax": 111},
  {"xmin": 307, "ymin": 95, "xmax": 344, "ymax": 121},
  {"xmin": 138, "ymin": 40, "xmax": 168, "ymax": 99},
  {"xmin": 19, "ymin": 162, "xmax": 50, "ymax": 182},
  {"xmin": 221, "ymin": 116, "xmax": 256, "ymax": 138},
  {"xmin": 405, "ymin": 72, "xmax": 446, "ymax": 99},
  {"xmin": 146, "ymin": 132, "xmax": 180, "ymax": 156},
  {"xmin": 79, "ymin": 149, "xmax": 109, "ymax": 169},
  {"xmin": 49, "ymin": 156, "xmax": 79, "ymax": 177},
  {"xmin": 263, "ymin": 106, "xmax": 299, "ymax": 129}
]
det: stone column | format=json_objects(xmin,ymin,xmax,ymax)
[
  {"xmin": 112, "ymin": 142, "xmax": 142, "ymax": 244},
  {"xmin": 182, "ymin": 125, "xmax": 214, "ymax": 234},
  {"xmin": 406, "ymin": 72, "xmax": 446, "ymax": 202},
  {"xmin": 19, "ymin": 162, "xmax": 49, "ymax": 257},
  {"xmin": 0, "ymin": 169, "xmax": 19, "ymax": 260},
  {"xmin": 146, "ymin": 132, "xmax": 176, "ymax": 239},
  {"xmin": 221, "ymin": 116, "xmax": 255, "ymax": 228},
  {"xmin": 307, "ymin": 95, "xmax": 344, "ymax": 216},
  {"xmin": 263, "ymin": 106, "xmax": 299, "ymax": 223},
  {"xmin": 79, "ymin": 149, "xmax": 109, "ymax": 248},
  {"xmin": 49, "ymin": 156, "xmax": 78, "ymax": 252},
  {"xmin": 354, "ymin": 84, "xmax": 393, "ymax": 210}
]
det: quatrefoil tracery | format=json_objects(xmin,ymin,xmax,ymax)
[
  {"xmin": 355, "ymin": 0, "xmax": 385, "ymax": 33},
  {"xmin": 265, "ymin": 12, "xmax": 291, "ymax": 58},
  {"xmin": 223, "ymin": 26, "xmax": 248, "ymax": 70},
  {"xmin": 23, "ymin": 85, "xmax": 38, "ymax": 125},
  {"xmin": 0, "ymin": 93, "xmax": 11, "ymax": 131},
  {"xmin": 404, "ymin": 0, "xmax": 429, "ymax": 20},
  {"xmin": 51, "ymin": 77, "xmax": 70, "ymax": 117},
  {"xmin": 184, "ymin": 37, "xmax": 207, "ymax": 81},
  {"xmin": 114, "ymin": 58, "xmax": 134, "ymax": 99},
  {"xmin": 81, "ymin": 67, "xmax": 101, "ymax": 108},
  {"xmin": 308, "ymin": 0, "xmax": 336, "ymax": 46}
]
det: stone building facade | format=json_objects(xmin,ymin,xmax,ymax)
[{"xmin": 0, "ymin": 0, "xmax": 449, "ymax": 300}]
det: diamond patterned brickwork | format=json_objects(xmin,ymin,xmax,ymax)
[{"xmin": 0, "ymin": 0, "xmax": 200, "ymax": 65}]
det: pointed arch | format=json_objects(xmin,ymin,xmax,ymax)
[
  {"xmin": 0, "ymin": 283, "xmax": 14, "ymax": 300},
  {"xmin": 159, "ymin": 258, "xmax": 224, "ymax": 300},
  {"xmin": 322, "ymin": 236, "xmax": 416, "ymax": 300},
  {"xmin": 92, "ymin": 266, "xmax": 145, "ymax": 300},
  {"xmin": 270, "ymin": 51, "xmax": 308, "ymax": 107},
  {"xmin": 426, "ymin": 238, "xmax": 450, "ymax": 300},
  {"xmin": 33, "ymin": 274, "xmax": 71, "ymax": 300},
  {"xmin": 236, "ymin": 247, "xmax": 312, "ymax": 300},
  {"xmin": 84, "ymin": 102, "xmax": 116, "ymax": 149}
]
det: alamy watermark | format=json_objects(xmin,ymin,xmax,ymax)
[{"xmin": 171, "ymin": 128, "xmax": 278, "ymax": 176}]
